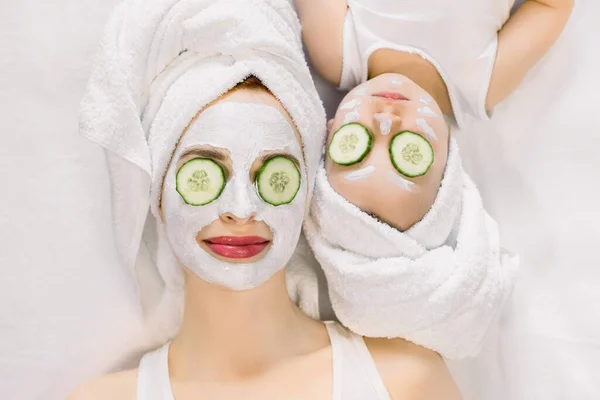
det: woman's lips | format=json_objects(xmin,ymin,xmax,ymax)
[
  {"xmin": 203, "ymin": 236, "xmax": 271, "ymax": 259},
  {"xmin": 372, "ymin": 91, "xmax": 409, "ymax": 101}
]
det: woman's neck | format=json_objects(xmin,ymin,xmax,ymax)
[
  {"xmin": 169, "ymin": 269, "xmax": 327, "ymax": 382},
  {"xmin": 368, "ymin": 48, "xmax": 454, "ymax": 116}
]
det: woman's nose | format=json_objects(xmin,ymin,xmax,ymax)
[
  {"xmin": 373, "ymin": 112, "xmax": 401, "ymax": 135},
  {"xmin": 219, "ymin": 212, "xmax": 257, "ymax": 225},
  {"xmin": 218, "ymin": 177, "xmax": 259, "ymax": 221}
]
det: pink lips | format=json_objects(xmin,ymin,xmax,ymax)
[
  {"xmin": 372, "ymin": 91, "xmax": 409, "ymax": 101},
  {"xmin": 203, "ymin": 236, "xmax": 271, "ymax": 259}
]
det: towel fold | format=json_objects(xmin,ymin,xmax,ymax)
[
  {"xmin": 304, "ymin": 139, "xmax": 519, "ymax": 359},
  {"xmin": 80, "ymin": 0, "xmax": 325, "ymax": 342}
]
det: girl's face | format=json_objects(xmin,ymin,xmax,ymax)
[
  {"xmin": 161, "ymin": 90, "xmax": 307, "ymax": 291},
  {"xmin": 326, "ymin": 73, "xmax": 450, "ymax": 231}
]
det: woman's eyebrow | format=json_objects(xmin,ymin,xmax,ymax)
[
  {"xmin": 179, "ymin": 147, "xmax": 228, "ymax": 161},
  {"xmin": 259, "ymin": 151, "xmax": 300, "ymax": 166}
]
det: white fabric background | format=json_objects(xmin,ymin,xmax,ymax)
[
  {"xmin": 0, "ymin": 1, "xmax": 154, "ymax": 398},
  {"xmin": 448, "ymin": 1, "xmax": 600, "ymax": 398},
  {"xmin": 0, "ymin": 0, "xmax": 597, "ymax": 399}
]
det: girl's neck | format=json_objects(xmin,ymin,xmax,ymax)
[
  {"xmin": 169, "ymin": 269, "xmax": 328, "ymax": 382},
  {"xmin": 368, "ymin": 48, "xmax": 454, "ymax": 116}
]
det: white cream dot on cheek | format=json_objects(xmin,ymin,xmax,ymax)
[
  {"xmin": 343, "ymin": 110, "xmax": 361, "ymax": 125},
  {"xmin": 353, "ymin": 87, "xmax": 368, "ymax": 96},
  {"xmin": 416, "ymin": 118, "xmax": 438, "ymax": 142},
  {"xmin": 417, "ymin": 106, "xmax": 441, "ymax": 119},
  {"xmin": 344, "ymin": 165, "xmax": 376, "ymax": 182},
  {"xmin": 340, "ymin": 98, "xmax": 362, "ymax": 110},
  {"xmin": 386, "ymin": 171, "xmax": 417, "ymax": 192},
  {"xmin": 419, "ymin": 97, "xmax": 432, "ymax": 104}
]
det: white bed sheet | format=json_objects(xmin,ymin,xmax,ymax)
[
  {"xmin": 449, "ymin": 0, "xmax": 600, "ymax": 398},
  {"xmin": 0, "ymin": 1, "xmax": 154, "ymax": 398}
]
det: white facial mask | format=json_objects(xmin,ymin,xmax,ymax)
[{"xmin": 162, "ymin": 102, "xmax": 307, "ymax": 291}]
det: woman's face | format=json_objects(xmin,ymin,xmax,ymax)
[
  {"xmin": 161, "ymin": 89, "xmax": 307, "ymax": 291},
  {"xmin": 326, "ymin": 73, "xmax": 450, "ymax": 231}
]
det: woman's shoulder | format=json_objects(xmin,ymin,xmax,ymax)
[
  {"xmin": 365, "ymin": 338, "xmax": 463, "ymax": 400},
  {"xmin": 67, "ymin": 369, "xmax": 138, "ymax": 400}
]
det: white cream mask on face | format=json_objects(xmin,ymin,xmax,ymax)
[{"xmin": 162, "ymin": 102, "xmax": 307, "ymax": 291}]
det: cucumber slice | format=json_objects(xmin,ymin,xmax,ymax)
[
  {"xmin": 257, "ymin": 156, "xmax": 301, "ymax": 206},
  {"xmin": 176, "ymin": 158, "xmax": 225, "ymax": 206},
  {"xmin": 389, "ymin": 131, "xmax": 434, "ymax": 178},
  {"xmin": 328, "ymin": 123, "xmax": 372, "ymax": 166}
]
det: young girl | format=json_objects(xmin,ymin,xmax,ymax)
[
  {"xmin": 297, "ymin": 0, "xmax": 572, "ymax": 359},
  {"xmin": 296, "ymin": 0, "xmax": 573, "ymax": 125}
]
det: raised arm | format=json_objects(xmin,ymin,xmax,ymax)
[
  {"xmin": 486, "ymin": 0, "xmax": 574, "ymax": 110},
  {"xmin": 293, "ymin": 0, "xmax": 347, "ymax": 86}
]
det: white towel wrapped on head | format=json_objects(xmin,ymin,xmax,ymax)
[
  {"xmin": 79, "ymin": 0, "xmax": 326, "ymax": 342},
  {"xmin": 304, "ymin": 138, "xmax": 519, "ymax": 359}
]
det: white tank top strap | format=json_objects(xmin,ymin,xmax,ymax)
[
  {"xmin": 137, "ymin": 343, "xmax": 175, "ymax": 400},
  {"xmin": 136, "ymin": 326, "xmax": 389, "ymax": 400},
  {"xmin": 324, "ymin": 322, "xmax": 391, "ymax": 400}
]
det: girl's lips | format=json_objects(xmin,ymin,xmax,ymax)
[
  {"xmin": 372, "ymin": 92, "xmax": 409, "ymax": 101},
  {"xmin": 203, "ymin": 236, "xmax": 271, "ymax": 259}
]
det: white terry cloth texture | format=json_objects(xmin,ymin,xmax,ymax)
[
  {"xmin": 79, "ymin": 0, "xmax": 326, "ymax": 342},
  {"xmin": 304, "ymin": 138, "xmax": 519, "ymax": 359}
]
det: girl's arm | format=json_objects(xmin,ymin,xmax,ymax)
[
  {"xmin": 293, "ymin": 0, "xmax": 347, "ymax": 86},
  {"xmin": 486, "ymin": 0, "xmax": 574, "ymax": 110}
]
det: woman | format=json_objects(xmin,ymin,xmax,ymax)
[
  {"xmin": 70, "ymin": 0, "xmax": 463, "ymax": 398},
  {"xmin": 70, "ymin": 77, "xmax": 461, "ymax": 400}
]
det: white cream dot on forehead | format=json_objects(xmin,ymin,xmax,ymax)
[
  {"xmin": 416, "ymin": 118, "xmax": 438, "ymax": 142},
  {"xmin": 340, "ymin": 98, "xmax": 362, "ymax": 110},
  {"xmin": 386, "ymin": 171, "xmax": 417, "ymax": 192},
  {"xmin": 417, "ymin": 106, "xmax": 441, "ymax": 119},
  {"xmin": 344, "ymin": 165, "xmax": 376, "ymax": 182}
]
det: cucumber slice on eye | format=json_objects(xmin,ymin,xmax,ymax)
[
  {"xmin": 389, "ymin": 131, "xmax": 434, "ymax": 178},
  {"xmin": 257, "ymin": 156, "xmax": 301, "ymax": 206},
  {"xmin": 176, "ymin": 158, "xmax": 225, "ymax": 206},
  {"xmin": 328, "ymin": 123, "xmax": 372, "ymax": 166}
]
